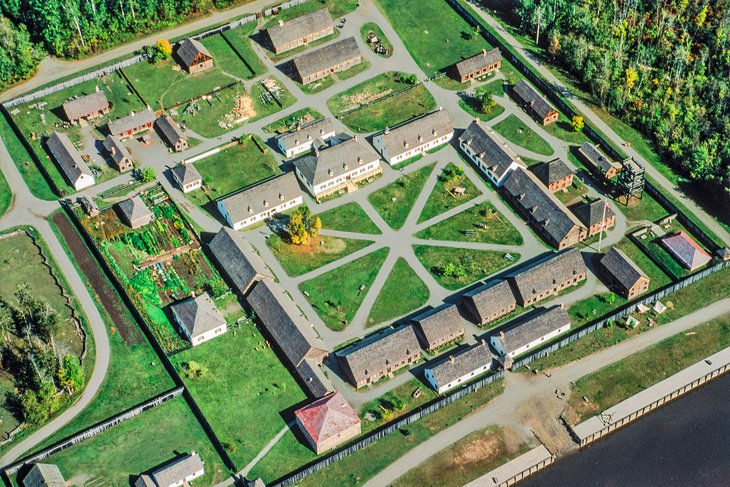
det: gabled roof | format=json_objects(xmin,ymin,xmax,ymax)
[
  {"xmin": 207, "ymin": 227, "xmax": 273, "ymax": 296},
  {"xmin": 511, "ymin": 249, "xmax": 586, "ymax": 302},
  {"xmin": 291, "ymin": 37, "xmax": 360, "ymax": 79},
  {"xmin": 377, "ymin": 109, "xmax": 453, "ymax": 159},
  {"xmin": 573, "ymin": 199, "xmax": 615, "ymax": 228},
  {"xmin": 503, "ymin": 168, "xmax": 584, "ymax": 246},
  {"xmin": 295, "ymin": 358, "xmax": 331, "ymax": 398},
  {"xmin": 176, "ymin": 38, "xmax": 212, "ymax": 67},
  {"xmin": 171, "ymin": 293, "xmax": 225, "ymax": 339},
  {"xmin": 62, "ymin": 90, "xmax": 109, "ymax": 121},
  {"xmin": 218, "ymin": 172, "xmax": 301, "ymax": 222},
  {"xmin": 293, "ymin": 136, "xmax": 379, "ymax": 186},
  {"xmin": 459, "ymin": 120, "xmax": 524, "ymax": 180},
  {"xmin": 454, "ymin": 47, "xmax": 502, "ymax": 78},
  {"xmin": 462, "ymin": 279, "xmax": 516, "ymax": 322},
  {"xmin": 103, "ymin": 135, "xmax": 132, "ymax": 165},
  {"xmin": 116, "ymin": 195, "xmax": 152, "ymax": 223},
  {"xmin": 156, "ymin": 115, "xmax": 186, "ymax": 145},
  {"xmin": 265, "ymin": 8, "xmax": 332, "ymax": 49},
  {"xmin": 412, "ymin": 304, "xmax": 464, "ymax": 349},
  {"xmin": 532, "ymin": 158, "xmax": 572, "ymax": 187},
  {"xmin": 338, "ymin": 326, "xmax": 420, "ymax": 385},
  {"xmin": 46, "ymin": 132, "xmax": 94, "ymax": 186},
  {"xmin": 661, "ymin": 231, "xmax": 712, "ymax": 270},
  {"xmin": 425, "ymin": 343, "xmax": 492, "ymax": 386},
  {"xmin": 108, "ymin": 108, "xmax": 156, "ymax": 135},
  {"xmin": 294, "ymin": 391, "xmax": 360, "ymax": 443},
  {"xmin": 577, "ymin": 143, "xmax": 621, "ymax": 174},
  {"xmin": 170, "ymin": 163, "xmax": 201, "ymax": 186},
  {"xmin": 22, "ymin": 463, "xmax": 65, "ymax": 487},
  {"xmin": 601, "ymin": 247, "xmax": 647, "ymax": 290},
  {"xmin": 512, "ymin": 80, "xmax": 556, "ymax": 119},
  {"xmin": 276, "ymin": 118, "xmax": 335, "ymax": 152},
  {"xmin": 246, "ymin": 279, "xmax": 327, "ymax": 368},
  {"xmin": 149, "ymin": 452, "xmax": 204, "ymax": 486},
  {"xmin": 495, "ymin": 305, "xmax": 570, "ymax": 354}
]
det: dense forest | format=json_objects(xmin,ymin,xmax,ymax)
[
  {"xmin": 512, "ymin": 0, "xmax": 730, "ymax": 190},
  {"xmin": 0, "ymin": 0, "xmax": 245, "ymax": 90}
]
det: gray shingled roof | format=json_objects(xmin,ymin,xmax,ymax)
[
  {"xmin": 171, "ymin": 292, "xmax": 225, "ymax": 339},
  {"xmin": 495, "ymin": 305, "xmax": 570, "ymax": 354},
  {"xmin": 601, "ymin": 247, "xmax": 647, "ymax": 291},
  {"xmin": 338, "ymin": 326, "xmax": 420, "ymax": 385},
  {"xmin": 22, "ymin": 463, "xmax": 65, "ymax": 487},
  {"xmin": 62, "ymin": 90, "xmax": 109, "ymax": 121},
  {"xmin": 246, "ymin": 279, "xmax": 326, "ymax": 368},
  {"xmin": 276, "ymin": 118, "xmax": 335, "ymax": 152},
  {"xmin": 377, "ymin": 109, "xmax": 453, "ymax": 159},
  {"xmin": 217, "ymin": 172, "xmax": 301, "ymax": 222},
  {"xmin": 156, "ymin": 114, "xmax": 186, "ymax": 147},
  {"xmin": 46, "ymin": 132, "xmax": 93, "ymax": 186},
  {"xmin": 459, "ymin": 120, "xmax": 523, "ymax": 180},
  {"xmin": 532, "ymin": 158, "xmax": 572, "ymax": 187},
  {"xmin": 511, "ymin": 249, "xmax": 586, "ymax": 303},
  {"xmin": 462, "ymin": 280, "xmax": 516, "ymax": 323},
  {"xmin": 294, "ymin": 136, "xmax": 379, "ymax": 186},
  {"xmin": 426, "ymin": 343, "xmax": 492, "ymax": 386},
  {"xmin": 103, "ymin": 135, "xmax": 132, "ymax": 165},
  {"xmin": 265, "ymin": 8, "xmax": 332, "ymax": 49},
  {"xmin": 207, "ymin": 227, "xmax": 273, "ymax": 296},
  {"xmin": 503, "ymin": 168, "xmax": 584, "ymax": 246},
  {"xmin": 454, "ymin": 48, "xmax": 502, "ymax": 79},
  {"xmin": 412, "ymin": 304, "xmax": 464, "ymax": 349},
  {"xmin": 171, "ymin": 163, "xmax": 201, "ymax": 186},
  {"xmin": 291, "ymin": 37, "xmax": 360, "ymax": 79},
  {"xmin": 116, "ymin": 195, "xmax": 152, "ymax": 223},
  {"xmin": 176, "ymin": 38, "xmax": 212, "ymax": 67},
  {"xmin": 573, "ymin": 199, "xmax": 615, "ymax": 228},
  {"xmin": 512, "ymin": 80, "xmax": 556, "ymax": 119},
  {"xmin": 150, "ymin": 452, "xmax": 204, "ymax": 486},
  {"xmin": 296, "ymin": 358, "xmax": 331, "ymax": 398},
  {"xmin": 108, "ymin": 108, "xmax": 156, "ymax": 135},
  {"xmin": 578, "ymin": 142, "xmax": 620, "ymax": 174}
]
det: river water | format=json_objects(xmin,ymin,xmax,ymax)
[{"xmin": 520, "ymin": 373, "xmax": 730, "ymax": 487}]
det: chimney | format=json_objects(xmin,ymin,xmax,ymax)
[
  {"xmin": 482, "ymin": 48, "xmax": 487, "ymax": 57},
  {"xmin": 95, "ymin": 85, "xmax": 100, "ymax": 93},
  {"xmin": 384, "ymin": 126, "xmax": 390, "ymax": 135},
  {"xmin": 438, "ymin": 106, "xmax": 443, "ymax": 111},
  {"xmin": 449, "ymin": 355, "xmax": 455, "ymax": 364},
  {"xmin": 353, "ymin": 134, "xmax": 358, "ymax": 141},
  {"xmin": 417, "ymin": 134, "xmax": 423, "ymax": 142},
  {"xmin": 475, "ymin": 117, "xmax": 481, "ymax": 124},
  {"xmin": 499, "ymin": 331, "xmax": 505, "ymax": 339},
  {"xmin": 480, "ymin": 338, "xmax": 486, "ymax": 347},
  {"xmin": 278, "ymin": 19, "xmax": 284, "ymax": 27},
  {"xmin": 314, "ymin": 148, "xmax": 320, "ymax": 157}
]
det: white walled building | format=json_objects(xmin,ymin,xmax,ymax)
[
  {"xmin": 170, "ymin": 163, "xmax": 202, "ymax": 193},
  {"xmin": 372, "ymin": 108, "xmax": 454, "ymax": 165},
  {"xmin": 458, "ymin": 119, "xmax": 525, "ymax": 187},
  {"xmin": 46, "ymin": 132, "xmax": 96, "ymax": 191},
  {"xmin": 217, "ymin": 172, "xmax": 303, "ymax": 230},
  {"xmin": 490, "ymin": 305, "xmax": 570, "ymax": 359},
  {"xmin": 276, "ymin": 118, "xmax": 336, "ymax": 158},
  {"xmin": 293, "ymin": 136, "xmax": 381, "ymax": 201},
  {"xmin": 170, "ymin": 293, "xmax": 227, "ymax": 347},
  {"xmin": 135, "ymin": 451, "xmax": 205, "ymax": 487},
  {"xmin": 424, "ymin": 343, "xmax": 493, "ymax": 394}
]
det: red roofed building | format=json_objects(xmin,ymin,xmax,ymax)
[
  {"xmin": 294, "ymin": 391, "xmax": 361, "ymax": 454},
  {"xmin": 661, "ymin": 231, "xmax": 712, "ymax": 271}
]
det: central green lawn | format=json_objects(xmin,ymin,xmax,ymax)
[
  {"xmin": 201, "ymin": 33, "xmax": 256, "ymax": 80},
  {"xmin": 492, "ymin": 114, "xmax": 554, "ymax": 157},
  {"xmin": 369, "ymin": 163, "xmax": 435, "ymax": 229},
  {"xmin": 417, "ymin": 202, "xmax": 523, "ymax": 245},
  {"xmin": 39, "ymin": 397, "xmax": 226, "ymax": 486},
  {"xmin": 267, "ymin": 233, "xmax": 375, "ymax": 277},
  {"xmin": 414, "ymin": 245, "xmax": 518, "ymax": 290},
  {"xmin": 339, "ymin": 85, "xmax": 437, "ymax": 134},
  {"xmin": 418, "ymin": 163, "xmax": 482, "ymax": 223},
  {"xmin": 374, "ymin": 0, "xmax": 493, "ymax": 77},
  {"xmin": 0, "ymin": 169, "xmax": 11, "ymax": 216},
  {"xmin": 184, "ymin": 136, "xmax": 280, "ymax": 208},
  {"xmin": 366, "ymin": 257, "xmax": 430, "ymax": 327},
  {"xmin": 300, "ymin": 248, "xmax": 389, "ymax": 331},
  {"xmin": 170, "ymin": 327, "xmax": 306, "ymax": 469},
  {"xmin": 318, "ymin": 202, "xmax": 382, "ymax": 235}
]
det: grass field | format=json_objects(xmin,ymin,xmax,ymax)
[
  {"xmin": 634, "ymin": 232, "xmax": 690, "ymax": 280},
  {"xmin": 39, "ymin": 397, "xmax": 226, "ymax": 486},
  {"xmin": 184, "ymin": 136, "xmax": 280, "ymax": 208},
  {"xmin": 221, "ymin": 22, "xmax": 267, "ymax": 77},
  {"xmin": 614, "ymin": 238, "xmax": 672, "ymax": 290},
  {"xmin": 367, "ymin": 258, "xmax": 430, "ymax": 326},
  {"xmin": 318, "ymin": 202, "xmax": 381, "ymax": 234},
  {"xmin": 339, "ymin": 85, "xmax": 437, "ymax": 133},
  {"xmin": 300, "ymin": 248, "xmax": 389, "ymax": 331},
  {"xmin": 458, "ymin": 97, "xmax": 505, "ymax": 122},
  {"xmin": 267, "ymin": 233, "xmax": 375, "ymax": 277},
  {"xmin": 0, "ymin": 116, "xmax": 55, "ymax": 200},
  {"xmin": 493, "ymin": 114, "xmax": 554, "ymax": 157},
  {"xmin": 417, "ymin": 202, "xmax": 523, "ymax": 245},
  {"xmin": 170, "ymin": 327, "xmax": 306, "ymax": 469},
  {"xmin": 543, "ymin": 113, "xmax": 590, "ymax": 145},
  {"xmin": 615, "ymin": 192, "xmax": 669, "ymax": 223},
  {"xmin": 418, "ymin": 163, "xmax": 482, "ymax": 223},
  {"xmin": 327, "ymin": 71, "xmax": 414, "ymax": 114},
  {"xmin": 201, "ymin": 33, "xmax": 257, "ymax": 80},
  {"xmin": 361, "ymin": 22, "xmax": 393, "ymax": 57},
  {"xmin": 553, "ymin": 177, "xmax": 587, "ymax": 206},
  {"xmin": 374, "ymin": 0, "xmax": 493, "ymax": 77},
  {"xmin": 414, "ymin": 245, "xmax": 518, "ymax": 290},
  {"xmin": 567, "ymin": 314, "xmax": 730, "ymax": 425},
  {"xmin": 261, "ymin": 0, "xmax": 358, "ymax": 27},
  {"xmin": 369, "ymin": 163, "xmax": 435, "ymax": 229},
  {"xmin": 0, "ymin": 170, "xmax": 11, "ymax": 216},
  {"xmin": 262, "ymin": 107, "xmax": 325, "ymax": 134}
]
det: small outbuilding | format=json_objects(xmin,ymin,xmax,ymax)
[
  {"xmin": 577, "ymin": 142, "xmax": 622, "ymax": 180},
  {"xmin": 600, "ymin": 247, "xmax": 650, "ymax": 299},
  {"xmin": 103, "ymin": 135, "xmax": 134, "ymax": 172},
  {"xmin": 135, "ymin": 451, "xmax": 205, "ymax": 487},
  {"xmin": 156, "ymin": 115, "xmax": 188, "ymax": 152},
  {"xmin": 294, "ymin": 391, "xmax": 361, "ymax": 454},
  {"xmin": 572, "ymin": 199, "xmax": 616, "ymax": 237},
  {"xmin": 176, "ymin": 38, "xmax": 214, "ymax": 73},
  {"xmin": 170, "ymin": 292, "xmax": 227, "ymax": 346},
  {"xmin": 532, "ymin": 158, "xmax": 573, "ymax": 192},
  {"xmin": 21, "ymin": 463, "xmax": 65, "ymax": 487},
  {"xmin": 451, "ymin": 48, "xmax": 502, "ymax": 83},
  {"xmin": 660, "ymin": 231, "xmax": 712, "ymax": 271},
  {"xmin": 512, "ymin": 80, "xmax": 558, "ymax": 125},
  {"xmin": 116, "ymin": 195, "xmax": 154, "ymax": 229},
  {"xmin": 61, "ymin": 89, "xmax": 110, "ymax": 123},
  {"xmin": 46, "ymin": 132, "xmax": 96, "ymax": 191},
  {"xmin": 170, "ymin": 163, "xmax": 202, "ymax": 193}
]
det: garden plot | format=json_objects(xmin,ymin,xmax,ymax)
[{"xmin": 77, "ymin": 187, "xmax": 236, "ymax": 354}]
